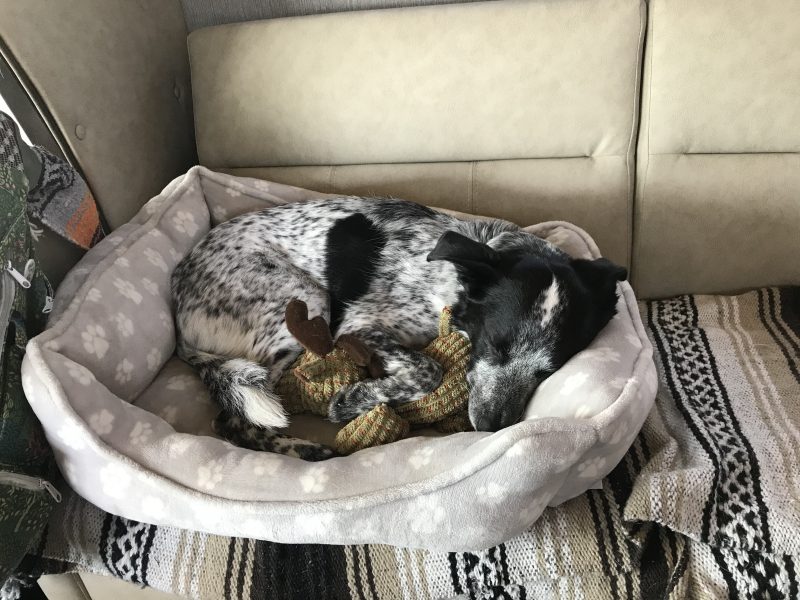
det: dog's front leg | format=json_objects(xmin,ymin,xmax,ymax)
[{"xmin": 328, "ymin": 329, "xmax": 443, "ymax": 423}]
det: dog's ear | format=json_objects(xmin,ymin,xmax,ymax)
[
  {"xmin": 570, "ymin": 258, "xmax": 627, "ymax": 298},
  {"xmin": 569, "ymin": 258, "xmax": 627, "ymax": 343},
  {"xmin": 571, "ymin": 258, "xmax": 627, "ymax": 283},
  {"xmin": 427, "ymin": 231, "xmax": 501, "ymax": 277}
]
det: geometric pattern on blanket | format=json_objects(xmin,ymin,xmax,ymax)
[
  {"xmin": 9, "ymin": 287, "xmax": 799, "ymax": 599},
  {"xmin": 633, "ymin": 288, "xmax": 800, "ymax": 598}
]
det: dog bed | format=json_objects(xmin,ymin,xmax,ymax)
[{"xmin": 21, "ymin": 166, "xmax": 657, "ymax": 551}]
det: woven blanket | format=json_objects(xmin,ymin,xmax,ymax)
[
  {"xmin": 26, "ymin": 145, "xmax": 104, "ymax": 249},
  {"xmin": 7, "ymin": 287, "xmax": 800, "ymax": 599},
  {"xmin": 0, "ymin": 111, "xmax": 104, "ymax": 249}
]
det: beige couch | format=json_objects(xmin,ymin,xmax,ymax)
[{"xmin": 1, "ymin": 0, "xmax": 798, "ymax": 597}]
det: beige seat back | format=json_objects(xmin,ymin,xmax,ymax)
[
  {"xmin": 4, "ymin": 0, "xmax": 798, "ymax": 298},
  {"xmin": 633, "ymin": 0, "xmax": 800, "ymax": 298},
  {"xmin": 189, "ymin": 0, "xmax": 646, "ymax": 269}
]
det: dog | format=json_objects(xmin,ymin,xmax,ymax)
[{"xmin": 171, "ymin": 197, "xmax": 626, "ymax": 433}]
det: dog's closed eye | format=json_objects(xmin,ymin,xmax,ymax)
[{"xmin": 485, "ymin": 338, "xmax": 511, "ymax": 363}]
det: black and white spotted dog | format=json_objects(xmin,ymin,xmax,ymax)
[{"xmin": 172, "ymin": 197, "xmax": 626, "ymax": 433}]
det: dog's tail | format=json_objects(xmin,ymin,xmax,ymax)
[{"xmin": 178, "ymin": 344, "xmax": 288, "ymax": 430}]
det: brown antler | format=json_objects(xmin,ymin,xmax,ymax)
[
  {"xmin": 285, "ymin": 299, "xmax": 335, "ymax": 356},
  {"xmin": 336, "ymin": 334, "xmax": 386, "ymax": 379}
]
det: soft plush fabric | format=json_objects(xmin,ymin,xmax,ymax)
[
  {"xmin": 21, "ymin": 166, "xmax": 655, "ymax": 550},
  {"xmin": 11, "ymin": 287, "xmax": 800, "ymax": 599}
]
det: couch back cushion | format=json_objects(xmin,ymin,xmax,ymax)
[
  {"xmin": 189, "ymin": 0, "xmax": 646, "ymax": 269},
  {"xmin": 633, "ymin": 0, "xmax": 800, "ymax": 298}
]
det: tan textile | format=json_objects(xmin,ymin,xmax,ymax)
[{"xmin": 15, "ymin": 287, "xmax": 800, "ymax": 599}]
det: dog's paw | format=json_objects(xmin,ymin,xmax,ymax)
[
  {"xmin": 418, "ymin": 356, "xmax": 444, "ymax": 393},
  {"xmin": 381, "ymin": 350, "xmax": 444, "ymax": 392},
  {"xmin": 328, "ymin": 382, "xmax": 378, "ymax": 423}
]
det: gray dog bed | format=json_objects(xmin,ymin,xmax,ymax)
[{"xmin": 22, "ymin": 167, "xmax": 656, "ymax": 550}]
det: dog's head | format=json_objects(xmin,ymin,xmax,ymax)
[{"xmin": 428, "ymin": 230, "xmax": 626, "ymax": 432}]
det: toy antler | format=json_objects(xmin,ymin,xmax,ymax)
[
  {"xmin": 284, "ymin": 299, "xmax": 385, "ymax": 378},
  {"xmin": 336, "ymin": 334, "xmax": 386, "ymax": 379},
  {"xmin": 285, "ymin": 299, "xmax": 335, "ymax": 356}
]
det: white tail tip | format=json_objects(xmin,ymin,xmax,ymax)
[{"xmin": 239, "ymin": 386, "xmax": 289, "ymax": 430}]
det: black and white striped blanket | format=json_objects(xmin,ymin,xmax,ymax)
[{"xmin": 6, "ymin": 287, "xmax": 800, "ymax": 599}]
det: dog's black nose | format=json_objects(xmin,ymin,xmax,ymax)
[
  {"xmin": 471, "ymin": 410, "xmax": 506, "ymax": 432},
  {"xmin": 473, "ymin": 416, "xmax": 499, "ymax": 432},
  {"xmin": 471, "ymin": 402, "xmax": 526, "ymax": 432}
]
